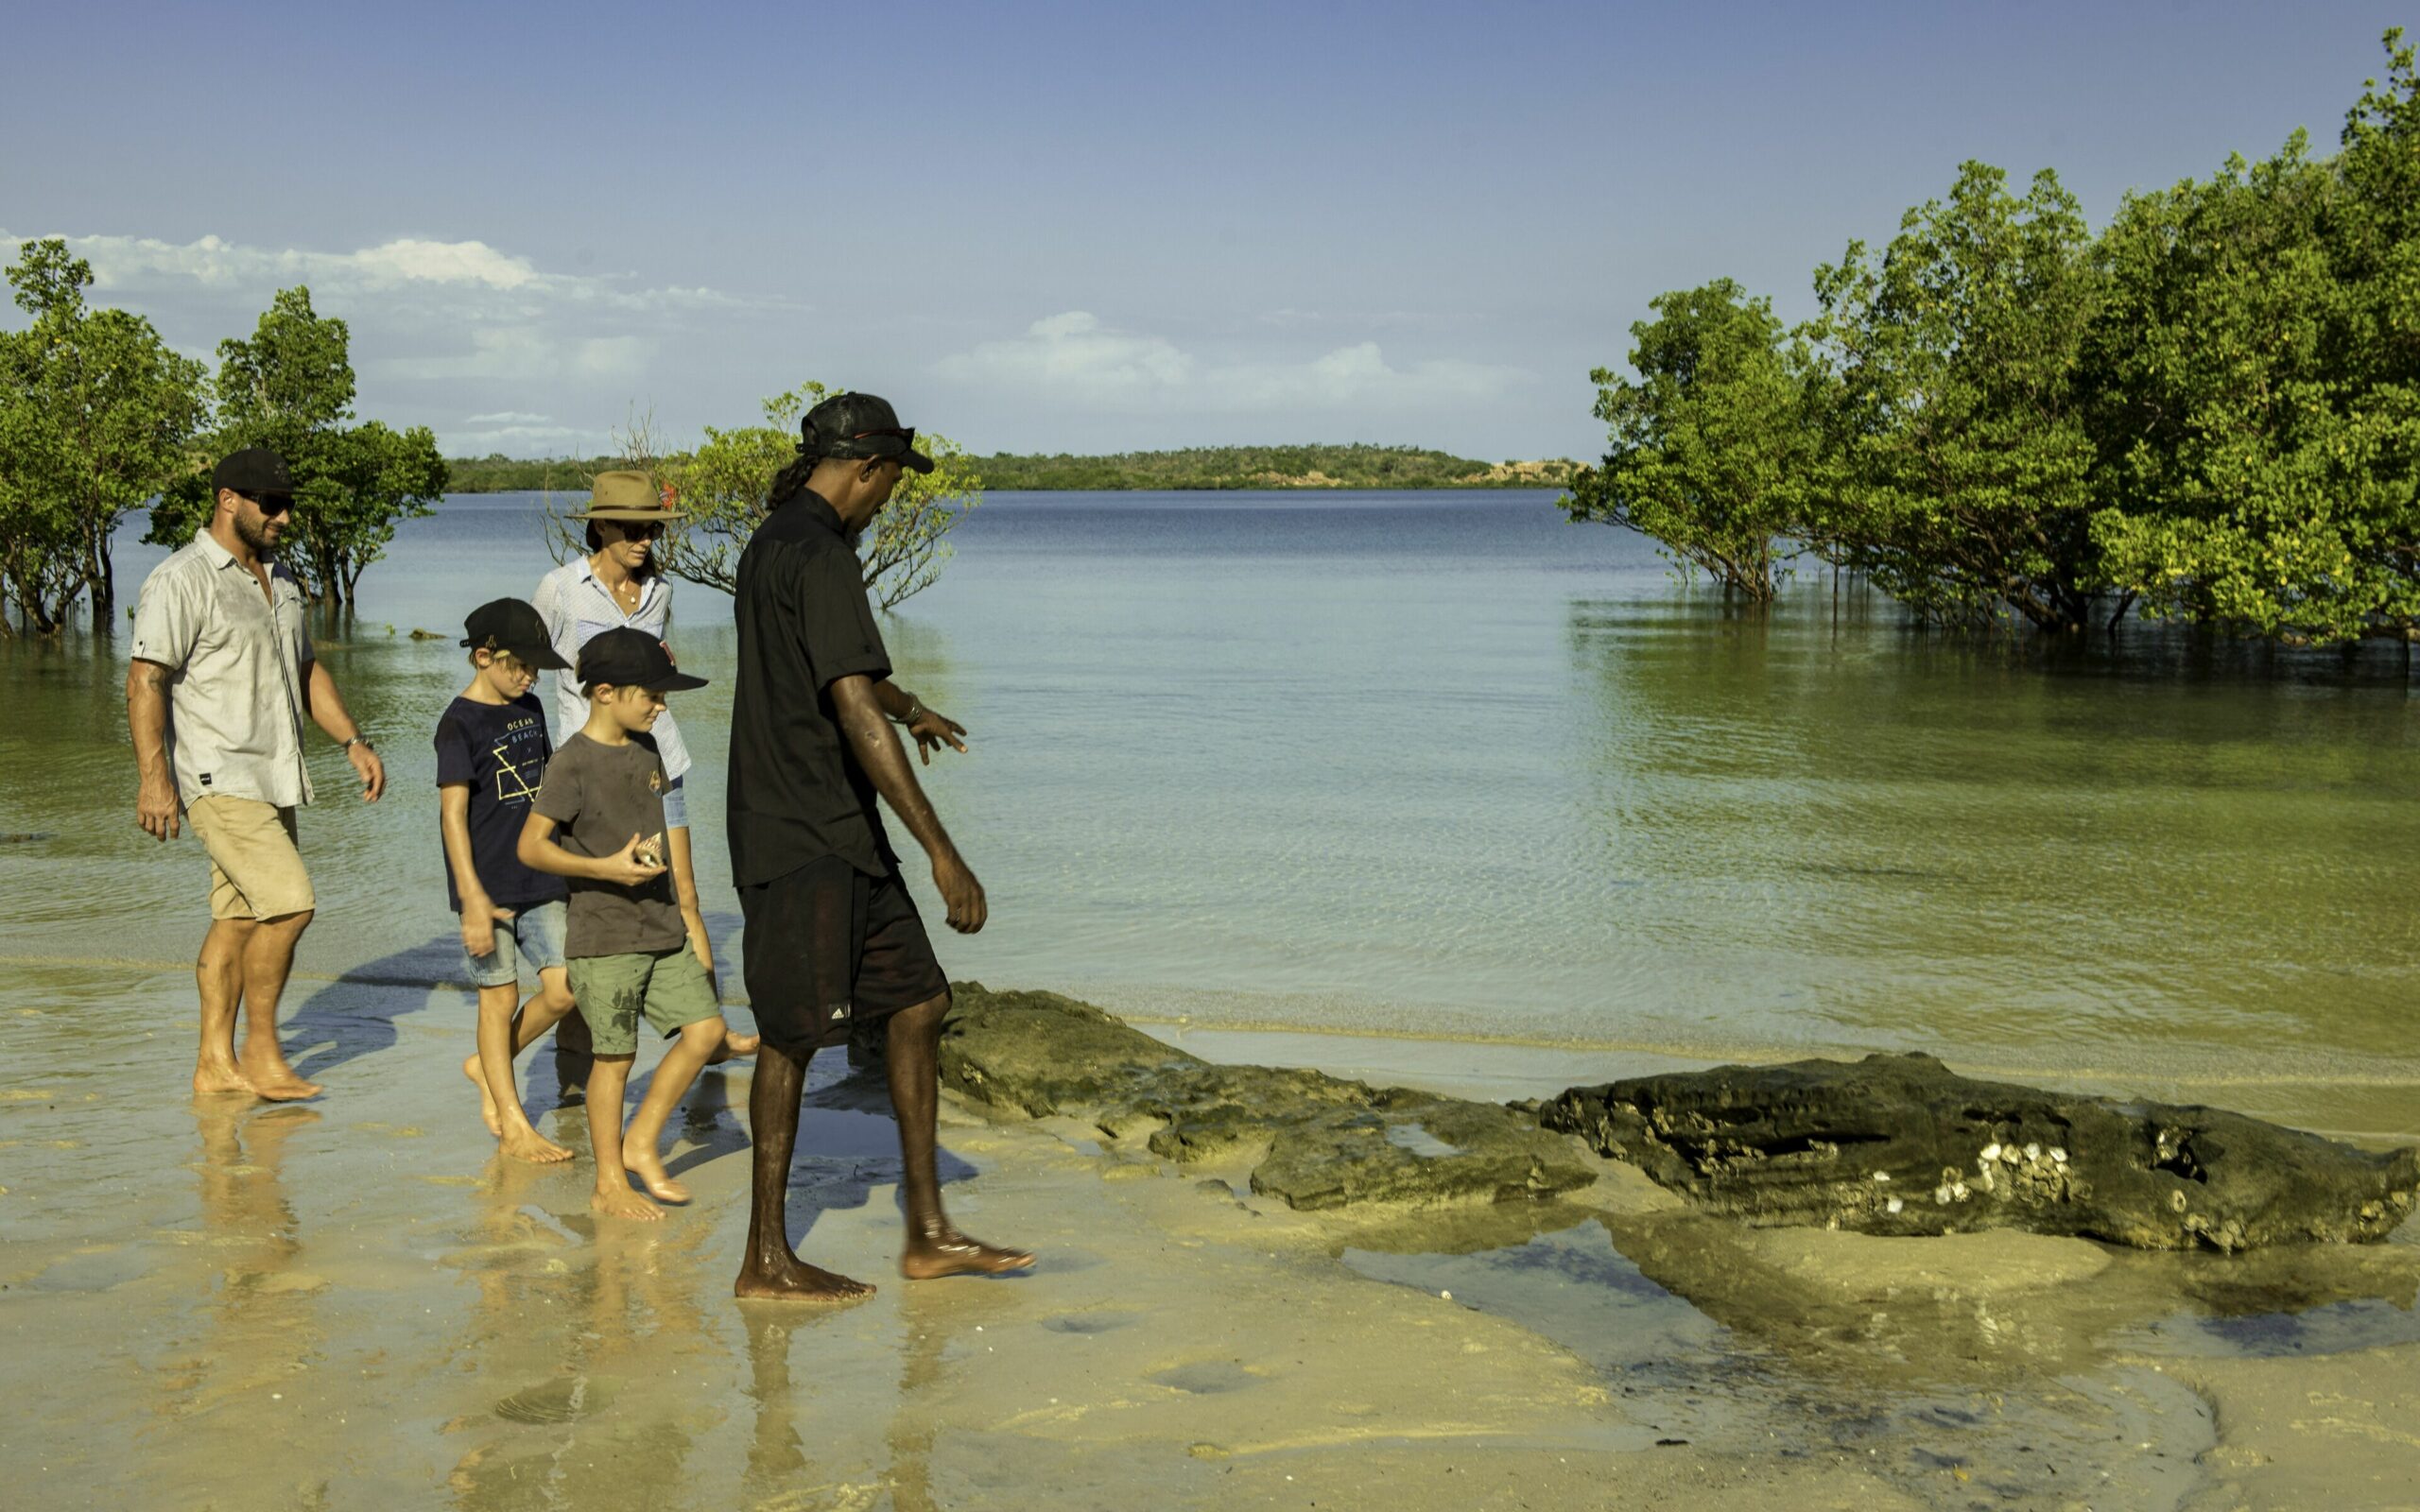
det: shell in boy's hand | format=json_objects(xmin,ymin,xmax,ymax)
[{"xmin": 634, "ymin": 832, "xmax": 666, "ymax": 869}]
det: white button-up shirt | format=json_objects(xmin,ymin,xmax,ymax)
[
  {"xmin": 531, "ymin": 557, "xmax": 692, "ymax": 782},
  {"xmin": 130, "ymin": 529, "xmax": 317, "ymax": 809}
]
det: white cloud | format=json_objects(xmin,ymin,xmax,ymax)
[
  {"xmin": 933, "ymin": 311, "xmax": 1529, "ymax": 414},
  {"xmin": 0, "ymin": 229, "xmax": 796, "ymax": 456},
  {"xmin": 452, "ymin": 421, "xmax": 597, "ymax": 451},
  {"xmin": 573, "ymin": 336, "xmax": 652, "ymax": 380},
  {"xmin": 0, "ymin": 230, "xmax": 757, "ymax": 313},
  {"xmin": 381, "ymin": 326, "xmax": 562, "ymax": 383}
]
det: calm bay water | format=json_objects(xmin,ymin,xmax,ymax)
[{"xmin": 6, "ymin": 490, "xmax": 2418, "ymax": 1097}]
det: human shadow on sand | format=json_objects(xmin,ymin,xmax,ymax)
[
  {"xmin": 280, "ymin": 934, "xmax": 467, "ymax": 1085},
  {"xmin": 279, "ymin": 913, "xmax": 754, "ymax": 1091}
]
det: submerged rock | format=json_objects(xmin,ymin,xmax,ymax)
[
  {"xmin": 1542, "ymin": 1052, "xmax": 2419, "ymax": 1250},
  {"xmin": 937, "ymin": 985, "xmax": 1594, "ymax": 1211}
]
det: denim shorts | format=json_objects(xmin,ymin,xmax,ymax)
[
  {"xmin": 462, "ymin": 899, "xmax": 569, "ymax": 988},
  {"xmin": 661, "ymin": 773, "xmax": 688, "ymax": 831}
]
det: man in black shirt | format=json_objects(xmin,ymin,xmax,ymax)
[{"xmin": 729, "ymin": 393, "xmax": 1033, "ymax": 1300}]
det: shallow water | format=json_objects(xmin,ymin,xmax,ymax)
[
  {"xmin": 6, "ymin": 490, "xmax": 2419, "ymax": 1125},
  {"xmin": 1340, "ymin": 1221, "xmax": 2214, "ymax": 1508}
]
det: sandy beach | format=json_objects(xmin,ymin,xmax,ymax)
[{"xmin": 2, "ymin": 955, "xmax": 2413, "ymax": 1511}]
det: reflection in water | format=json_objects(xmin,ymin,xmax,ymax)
[
  {"xmin": 742, "ymin": 1313, "xmax": 811, "ymax": 1494},
  {"xmin": 445, "ymin": 1166, "xmax": 721, "ymax": 1512},
  {"xmin": 148, "ymin": 1105, "xmax": 329, "ymax": 1503},
  {"xmin": 1564, "ymin": 591, "xmax": 2420, "ymax": 1072},
  {"xmin": 885, "ymin": 1281, "xmax": 1017, "ymax": 1512}
]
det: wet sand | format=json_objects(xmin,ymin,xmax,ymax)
[{"xmin": 4, "ymin": 959, "xmax": 2417, "ymax": 1510}]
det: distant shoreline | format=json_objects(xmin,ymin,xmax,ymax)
[{"xmin": 444, "ymin": 444, "xmax": 1582, "ymax": 495}]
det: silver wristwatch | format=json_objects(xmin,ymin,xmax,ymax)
[{"xmin": 342, "ymin": 734, "xmax": 376, "ymax": 754}]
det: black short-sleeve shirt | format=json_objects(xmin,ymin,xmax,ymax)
[
  {"xmin": 728, "ymin": 490, "xmax": 897, "ymax": 885},
  {"xmin": 432, "ymin": 693, "xmax": 569, "ymax": 912}
]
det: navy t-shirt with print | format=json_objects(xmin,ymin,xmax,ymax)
[{"xmin": 433, "ymin": 693, "xmax": 571, "ymax": 912}]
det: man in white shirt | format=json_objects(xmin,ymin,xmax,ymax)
[{"xmin": 127, "ymin": 448, "xmax": 386, "ymax": 1100}]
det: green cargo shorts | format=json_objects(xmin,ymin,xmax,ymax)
[{"xmin": 566, "ymin": 948, "xmax": 722, "ymax": 1057}]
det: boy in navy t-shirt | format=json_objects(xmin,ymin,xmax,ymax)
[{"xmin": 438, "ymin": 599, "xmax": 579, "ymax": 1162}]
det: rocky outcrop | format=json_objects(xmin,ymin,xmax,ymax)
[
  {"xmin": 937, "ymin": 985, "xmax": 1595, "ymax": 1211},
  {"xmin": 1542, "ymin": 1052, "xmax": 2420, "ymax": 1251}
]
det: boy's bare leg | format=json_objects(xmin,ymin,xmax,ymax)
[
  {"xmin": 666, "ymin": 822, "xmax": 758, "ymax": 1067},
  {"xmin": 464, "ymin": 970, "xmax": 577, "ymax": 1138},
  {"xmin": 623, "ymin": 1016, "xmax": 725, "ymax": 1203},
  {"xmin": 463, "ymin": 985, "xmax": 512, "ymax": 1135},
  {"xmin": 585, "ymin": 1055, "xmax": 659, "ymax": 1221},
  {"xmin": 707, "ymin": 1027, "xmax": 763, "ymax": 1065},
  {"xmin": 887, "ymin": 993, "xmax": 1034, "ymax": 1279},
  {"xmin": 236, "ymin": 910, "xmax": 319, "ymax": 1101},
  {"xmin": 734, "ymin": 1042, "xmax": 875, "ymax": 1303},
  {"xmin": 472, "ymin": 980, "xmax": 575, "ymax": 1162},
  {"xmin": 193, "ymin": 919, "xmax": 254, "ymax": 1095}
]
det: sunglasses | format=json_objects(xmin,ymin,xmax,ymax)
[
  {"xmin": 852, "ymin": 426, "xmax": 917, "ymax": 449},
  {"xmin": 244, "ymin": 492, "xmax": 295, "ymax": 517},
  {"xmin": 605, "ymin": 521, "xmax": 666, "ymax": 541}
]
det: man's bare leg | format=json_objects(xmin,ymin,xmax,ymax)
[
  {"xmin": 235, "ymin": 910, "xmax": 319, "ymax": 1100},
  {"xmin": 888, "ymin": 993, "xmax": 1034, "ymax": 1279},
  {"xmin": 193, "ymin": 919, "xmax": 254, "ymax": 1095},
  {"xmin": 734, "ymin": 1041, "xmax": 875, "ymax": 1303}
]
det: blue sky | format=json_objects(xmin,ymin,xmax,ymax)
[{"xmin": 2, "ymin": 1, "xmax": 2408, "ymax": 459}]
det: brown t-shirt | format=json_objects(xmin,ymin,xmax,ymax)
[{"xmin": 531, "ymin": 731, "xmax": 683, "ymax": 958}]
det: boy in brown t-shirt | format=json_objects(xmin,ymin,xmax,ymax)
[{"xmin": 518, "ymin": 627, "xmax": 725, "ymax": 1221}]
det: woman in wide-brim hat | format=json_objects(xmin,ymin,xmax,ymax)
[{"xmin": 532, "ymin": 470, "xmax": 758, "ymax": 1074}]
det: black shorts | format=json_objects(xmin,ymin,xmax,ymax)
[{"xmin": 739, "ymin": 855, "xmax": 949, "ymax": 1055}]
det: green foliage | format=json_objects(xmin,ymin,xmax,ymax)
[
  {"xmin": 486, "ymin": 443, "xmax": 1578, "ymax": 494},
  {"xmin": 549, "ymin": 385, "xmax": 982, "ymax": 610},
  {"xmin": 0, "ymin": 239, "xmax": 207, "ymax": 635},
  {"xmin": 964, "ymin": 444, "xmax": 1577, "ymax": 491},
  {"xmin": 1563, "ymin": 280, "xmax": 1811, "ymax": 600},
  {"xmin": 1806, "ymin": 163, "xmax": 2106, "ymax": 630},
  {"xmin": 2082, "ymin": 31, "xmax": 2420, "ymax": 643},
  {"xmin": 445, "ymin": 454, "xmax": 627, "ymax": 491},
  {"xmin": 1581, "ymin": 31, "xmax": 2420, "ymax": 644},
  {"xmin": 148, "ymin": 287, "xmax": 444, "ymax": 605}
]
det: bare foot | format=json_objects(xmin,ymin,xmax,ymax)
[
  {"xmin": 900, "ymin": 1229, "xmax": 1036, "ymax": 1280},
  {"xmin": 706, "ymin": 1030, "xmax": 761, "ymax": 1066},
  {"xmin": 735, "ymin": 1254, "xmax": 876, "ymax": 1304},
  {"xmin": 238, "ymin": 1053, "xmax": 320, "ymax": 1102},
  {"xmin": 192, "ymin": 1063, "xmax": 256, "ymax": 1097},
  {"xmin": 626, "ymin": 1152, "xmax": 690, "ymax": 1203},
  {"xmin": 463, "ymin": 1054, "xmax": 502, "ymax": 1136},
  {"xmin": 499, "ymin": 1125, "xmax": 573, "ymax": 1163},
  {"xmin": 591, "ymin": 1183, "xmax": 663, "ymax": 1222}
]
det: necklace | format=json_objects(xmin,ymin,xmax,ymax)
[{"xmin": 595, "ymin": 556, "xmax": 643, "ymax": 614}]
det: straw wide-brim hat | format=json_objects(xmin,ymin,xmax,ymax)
[{"xmin": 571, "ymin": 469, "xmax": 685, "ymax": 523}]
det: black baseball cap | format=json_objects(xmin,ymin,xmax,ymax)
[
  {"xmin": 802, "ymin": 392, "xmax": 934, "ymax": 473},
  {"xmin": 213, "ymin": 447, "xmax": 294, "ymax": 500},
  {"xmin": 460, "ymin": 598, "xmax": 571, "ymax": 670},
  {"xmin": 579, "ymin": 627, "xmax": 707, "ymax": 693}
]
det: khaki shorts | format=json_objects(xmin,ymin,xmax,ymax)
[{"xmin": 185, "ymin": 795, "xmax": 316, "ymax": 921}]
